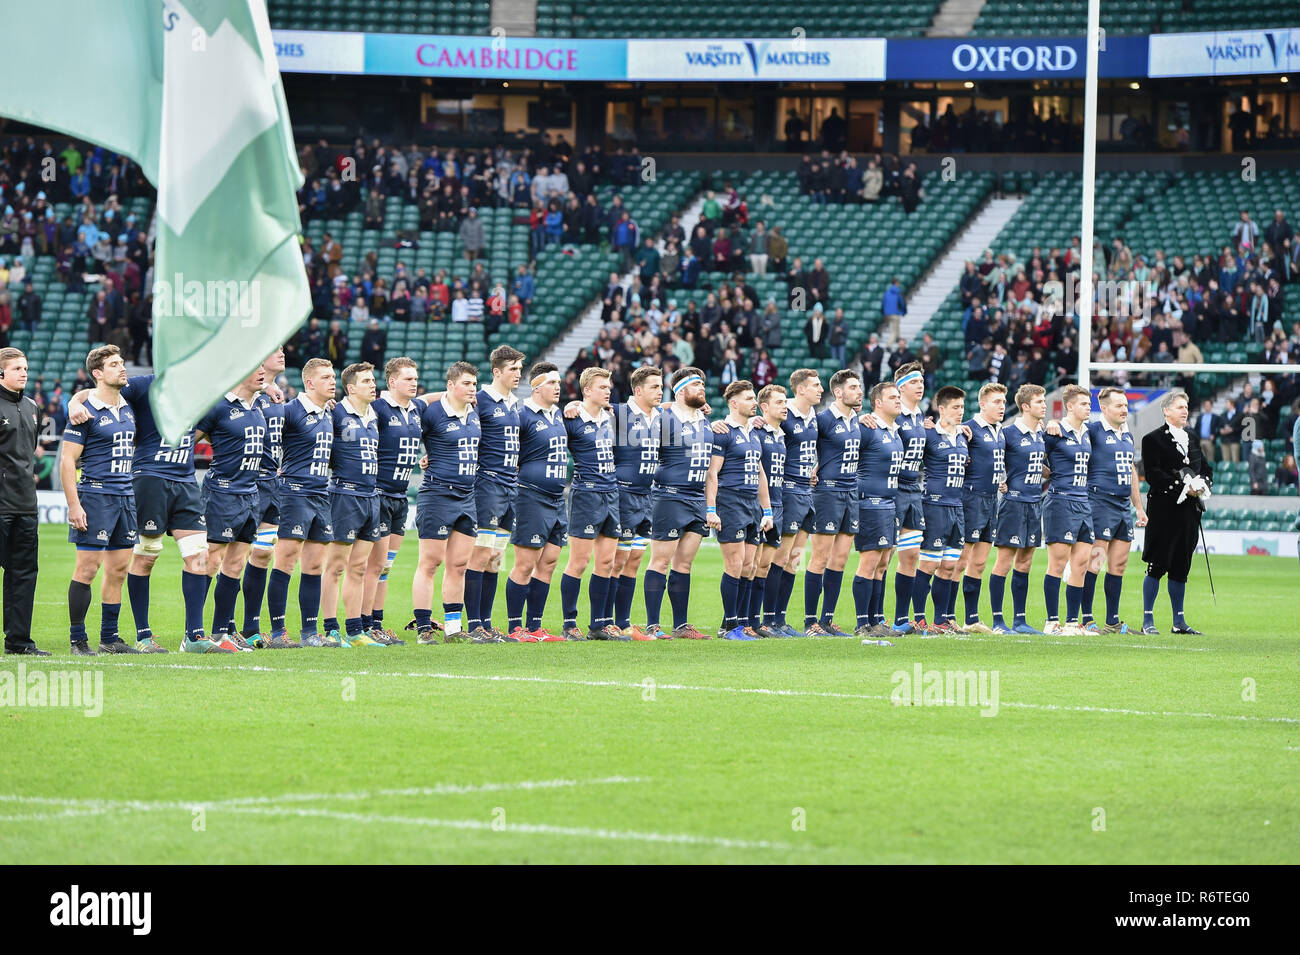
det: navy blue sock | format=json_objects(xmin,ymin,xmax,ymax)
[
  {"xmin": 372, "ymin": 608, "xmax": 384, "ymax": 625},
  {"xmin": 872, "ymin": 572, "xmax": 887, "ymax": 623},
  {"xmin": 776, "ymin": 569, "xmax": 796, "ymax": 626},
  {"xmin": 871, "ymin": 577, "xmax": 885, "ymax": 623},
  {"xmin": 323, "ymin": 616, "xmax": 339, "ymax": 635},
  {"xmin": 463, "ymin": 569, "xmax": 483, "ymax": 630},
  {"xmin": 1043, "ymin": 573, "xmax": 1062, "ymax": 622},
  {"xmin": 1104, "ymin": 572, "xmax": 1124, "ymax": 625},
  {"xmin": 212, "ymin": 572, "xmax": 241, "ymax": 637},
  {"xmin": 746, "ymin": 575, "xmax": 764, "ymax": 628},
  {"xmin": 963, "ymin": 575, "xmax": 982, "ymax": 624},
  {"xmin": 603, "ymin": 571, "xmax": 618, "ymax": 626},
  {"xmin": 181, "ymin": 570, "xmax": 208, "ymax": 638},
  {"xmin": 720, "ymin": 573, "xmax": 740, "ymax": 629},
  {"xmin": 737, "ymin": 575, "xmax": 754, "ymax": 628},
  {"xmin": 588, "ymin": 574, "xmax": 610, "ymax": 632},
  {"xmin": 126, "ymin": 572, "xmax": 151, "ymax": 640},
  {"xmin": 560, "ymin": 572, "xmax": 582, "ymax": 628},
  {"xmin": 819, "ymin": 569, "xmax": 843, "ymax": 624},
  {"xmin": 989, "ymin": 572, "xmax": 1007, "ymax": 624},
  {"xmin": 267, "ymin": 568, "xmax": 290, "ymax": 636},
  {"xmin": 852, "ymin": 574, "xmax": 872, "ymax": 628},
  {"xmin": 526, "ymin": 578, "xmax": 551, "ymax": 631},
  {"xmin": 1142, "ymin": 574, "xmax": 1160, "ymax": 623},
  {"xmin": 68, "ymin": 580, "xmax": 91, "ymax": 644},
  {"xmin": 803, "ymin": 570, "xmax": 824, "ymax": 627},
  {"xmin": 413, "ymin": 607, "xmax": 433, "ymax": 631},
  {"xmin": 1168, "ymin": 577, "xmax": 1187, "ymax": 625},
  {"xmin": 361, "ymin": 612, "xmax": 374, "ymax": 631},
  {"xmin": 100, "ymin": 601, "xmax": 122, "ymax": 643},
  {"xmin": 505, "ymin": 577, "xmax": 529, "ymax": 632},
  {"xmin": 241, "ymin": 562, "xmax": 267, "ymax": 636},
  {"xmin": 894, "ymin": 571, "xmax": 915, "ymax": 625},
  {"xmin": 480, "ymin": 570, "xmax": 499, "ymax": 628},
  {"xmin": 1011, "ymin": 569, "xmax": 1030, "ymax": 624},
  {"xmin": 298, "ymin": 572, "xmax": 322, "ymax": 637},
  {"xmin": 1081, "ymin": 570, "xmax": 1098, "ymax": 622},
  {"xmin": 762, "ymin": 566, "xmax": 783, "ymax": 626},
  {"xmin": 945, "ymin": 574, "xmax": 960, "ymax": 621},
  {"xmin": 667, "ymin": 570, "xmax": 691, "ymax": 630},
  {"xmin": 345, "ymin": 616, "xmax": 364, "ymax": 636},
  {"xmin": 1065, "ymin": 584, "xmax": 1083, "ymax": 623},
  {"xmin": 615, "ymin": 575, "xmax": 637, "ymax": 630},
  {"xmin": 911, "ymin": 571, "xmax": 933, "ymax": 618},
  {"xmin": 644, "ymin": 570, "xmax": 667, "ymax": 627},
  {"xmin": 930, "ymin": 576, "xmax": 948, "ymax": 622}
]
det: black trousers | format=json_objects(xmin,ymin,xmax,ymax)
[
  {"xmin": 0, "ymin": 513, "xmax": 38, "ymax": 650},
  {"xmin": 1142, "ymin": 497, "xmax": 1200, "ymax": 582}
]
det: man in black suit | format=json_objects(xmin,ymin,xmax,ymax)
[
  {"xmin": 1193, "ymin": 398, "xmax": 1222, "ymax": 464},
  {"xmin": 1140, "ymin": 390, "xmax": 1212, "ymax": 635}
]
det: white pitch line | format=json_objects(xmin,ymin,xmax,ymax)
[
  {"xmin": 222, "ymin": 805, "xmax": 794, "ymax": 851},
  {"xmin": 0, "ymin": 776, "xmax": 648, "ymax": 813},
  {"xmin": 34, "ymin": 659, "xmax": 1300, "ymax": 725}
]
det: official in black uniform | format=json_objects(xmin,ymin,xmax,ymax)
[
  {"xmin": 1139, "ymin": 389, "xmax": 1211, "ymax": 636},
  {"xmin": 0, "ymin": 347, "xmax": 47, "ymax": 655}
]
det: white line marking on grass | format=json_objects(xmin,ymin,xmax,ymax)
[
  {"xmin": 0, "ymin": 776, "xmax": 648, "ymax": 814},
  {"xmin": 43, "ymin": 659, "xmax": 1300, "ymax": 725},
  {"xmin": 223, "ymin": 805, "xmax": 793, "ymax": 851}
]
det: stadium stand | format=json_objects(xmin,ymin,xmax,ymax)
[
  {"xmin": 267, "ymin": 0, "xmax": 489, "ymax": 34},
  {"xmin": 540, "ymin": 1, "xmax": 940, "ymax": 38}
]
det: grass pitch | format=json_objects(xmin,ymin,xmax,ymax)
[{"xmin": 1, "ymin": 525, "xmax": 1297, "ymax": 863}]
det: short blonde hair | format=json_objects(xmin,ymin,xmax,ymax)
[
  {"xmin": 978, "ymin": 382, "xmax": 1007, "ymax": 401},
  {"xmin": 580, "ymin": 367, "xmax": 611, "ymax": 392},
  {"xmin": 1061, "ymin": 384, "xmax": 1090, "ymax": 407},
  {"xmin": 1015, "ymin": 384, "xmax": 1046, "ymax": 411},
  {"xmin": 302, "ymin": 357, "xmax": 333, "ymax": 385}
]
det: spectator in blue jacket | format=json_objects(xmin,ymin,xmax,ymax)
[
  {"xmin": 881, "ymin": 276, "xmax": 907, "ymax": 344},
  {"xmin": 680, "ymin": 249, "xmax": 701, "ymax": 289},
  {"xmin": 512, "ymin": 265, "xmax": 535, "ymax": 313},
  {"xmin": 613, "ymin": 212, "xmax": 638, "ymax": 270}
]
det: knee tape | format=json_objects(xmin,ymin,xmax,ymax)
[
  {"xmin": 379, "ymin": 549, "xmax": 397, "ymax": 582},
  {"xmin": 252, "ymin": 527, "xmax": 277, "ymax": 552},
  {"xmin": 475, "ymin": 527, "xmax": 498, "ymax": 548},
  {"xmin": 177, "ymin": 534, "xmax": 210, "ymax": 559},
  {"xmin": 942, "ymin": 547, "xmax": 962, "ymax": 563},
  {"xmin": 133, "ymin": 535, "xmax": 165, "ymax": 557},
  {"xmin": 898, "ymin": 531, "xmax": 924, "ymax": 551},
  {"xmin": 493, "ymin": 529, "xmax": 510, "ymax": 555}
]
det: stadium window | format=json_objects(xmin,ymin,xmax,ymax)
[
  {"xmin": 718, "ymin": 97, "xmax": 755, "ymax": 143},
  {"xmin": 421, "ymin": 97, "xmax": 473, "ymax": 134}
]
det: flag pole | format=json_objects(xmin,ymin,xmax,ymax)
[{"xmin": 1078, "ymin": 0, "xmax": 1101, "ymax": 392}]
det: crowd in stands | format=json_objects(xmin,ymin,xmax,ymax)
[
  {"xmin": 0, "ymin": 136, "xmax": 155, "ymax": 360},
  {"xmin": 794, "ymin": 151, "xmax": 925, "ymax": 212}
]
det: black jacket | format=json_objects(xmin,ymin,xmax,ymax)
[
  {"xmin": 1142, "ymin": 423, "xmax": 1212, "ymax": 509},
  {"xmin": 0, "ymin": 384, "xmax": 38, "ymax": 515}
]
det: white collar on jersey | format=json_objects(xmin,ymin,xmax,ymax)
[
  {"xmin": 523, "ymin": 398, "xmax": 558, "ymax": 418},
  {"xmin": 1100, "ymin": 416, "xmax": 1129, "ymax": 435},
  {"xmin": 628, "ymin": 397, "xmax": 660, "ymax": 422},
  {"xmin": 725, "ymin": 414, "xmax": 753, "ymax": 434},
  {"xmin": 440, "ymin": 394, "xmax": 473, "ymax": 422},
  {"xmin": 1061, "ymin": 418, "xmax": 1089, "ymax": 441},
  {"xmin": 788, "ymin": 403, "xmax": 816, "ymax": 426},
  {"xmin": 900, "ymin": 399, "xmax": 923, "ymax": 417},
  {"xmin": 87, "ymin": 391, "xmax": 128, "ymax": 411},
  {"xmin": 379, "ymin": 389, "xmax": 415, "ymax": 410},
  {"xmin": 972, "ymin": 413, "xmax": 1001, "ymax": 432},
  {"xmin": 1012, "ymin": 415, "xmax": 1043, "ymax": 434},
  {"xmin": 224, "ymin": 391, "xmax": 255, "ymax": 410},
  {"xmin": 934, "ymin": 421, "xmax": 961, "ymax": 438},
  {"xmin": 341, "ymin": 396, "xmax": 377, "ymax": 424},
  {"xmin": 483, "ymin": 381, "xmax": 518, "ymax": 407},
  {"xmin": 671, "ymin": 402, "xmax": 705, "ymax": 424},
  {"xmin": 296, "ymin": 392, "xmax": 327, "ymax": 415},
  {"xmin": 578, "ymin": 404, "xmax": 611, "ymax": 425},
  {"xmin": 828, "ymin": 402, "xmax": 857, "ymax": 422}
]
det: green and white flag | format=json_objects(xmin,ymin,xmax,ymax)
[{"xmin": 0, "ymin": 0, "xmax": 309, "ymax": 441}]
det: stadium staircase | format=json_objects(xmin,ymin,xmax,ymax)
[
  {"xmin": 927, "ymin": 0, "xmax": 986, "ymax": 37},
  {"xmin": 491, "ymin": 0, "xmax": 537, "ymax": 37},
  {"xmin": 900, "ymin": 195, "xmax": 1023, "ymax": 343},
  {"xmin": 536, "ymin": 191, "xmax": 707, "ymax": 380}
]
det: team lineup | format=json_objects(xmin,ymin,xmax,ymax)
[{"xmin": 55, "ymin": 341, "xmax": 1203, "ymax": 654}]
